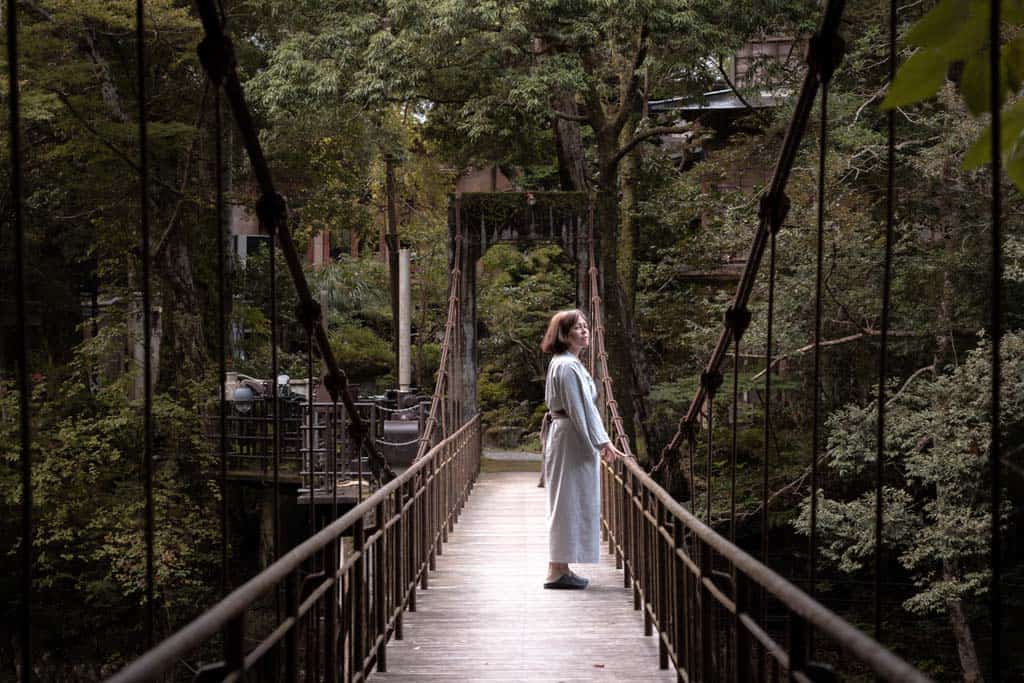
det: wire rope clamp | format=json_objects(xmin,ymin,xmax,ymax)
[
  {"xmin": 724, "ymin": 305, "xmax": 752, "ymax": 342},
  {"xmin": 196, "ymin": 34, "xmax": 236, "ymax": 87},
  {"xmin": 295, "ymin": 299, "xmax": 322, "ymax": 332},
  {"xmin": 700, "ymin": 370, "xmax": 724, "ymax": 397},
  {"xmin": 256, "ymin": 191, "xmax": 287, "ymax": 237},
  {"xmin": 807, "ymin": 30, "xmax": 846, "ymax": 85},
  {"xmin": 681, "ymin": 418, "xmax": 697, "ymax": 446},
  {"xmin": 322, "ymin": 372, "xmax": 344, "ymax": 402},
  {"xmin": 758, "ymin": 191, "xmax": 790, "ymax": 235}
]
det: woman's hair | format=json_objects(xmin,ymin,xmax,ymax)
[{"xmin": 540, "ymin": 309, "xmax": 587, "ymax": 354}]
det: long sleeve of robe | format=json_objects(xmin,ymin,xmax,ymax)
[{"xmin": 543, "ymin": 353, "xmax": 610, "ymax": 564}]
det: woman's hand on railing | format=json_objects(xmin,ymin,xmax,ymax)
[{"xmin": 600, "ymin": 442, "xmax": 626, "ymax": 464}]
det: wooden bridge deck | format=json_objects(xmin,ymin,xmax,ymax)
[{"xmin": 373, "ymin": 470, "xmax": 677, "ymax": 682}]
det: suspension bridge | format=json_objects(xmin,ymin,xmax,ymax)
[{"xmin": 6, "ymin": 0, "xmax": 1008, "ymax": 680}]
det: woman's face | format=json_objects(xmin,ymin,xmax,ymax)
[{"xmin": 566, "ymin": 316, "xmax": 589, "ymax": 352}]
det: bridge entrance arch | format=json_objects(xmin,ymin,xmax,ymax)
[{"xmin": 447, "ymin": 192, "xmax": 601, "ymax": 418}]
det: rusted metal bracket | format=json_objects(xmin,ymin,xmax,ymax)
[
  {"xmin": 724, "ymin": 305, "xmax": 752, "ymax": 342},
  {"xmin": 758, "ymin": 190, "xmax": 790, "ymax": 235},
  {"xmin": 700, "ymin": 370, "xmax": 724, "ymax": 398},
  {"xmin": 807, "ymin": 30, "xmax": 846, "ymax": 85}
]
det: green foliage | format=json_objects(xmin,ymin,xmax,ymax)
[
  {"xmin": 477, "ymin": 243, "xmax": 575, "ymax": 443},
  {"xmin": 0, "ymin": 372, "xmax": 221, "ymax": 670},
  {"xmin": 882, "ymin": 0, "xmax": 1024, "ymax": 188},
  {"xmin": 795, "ymin": 333, "xmax": 1022, "ymax": 615}
]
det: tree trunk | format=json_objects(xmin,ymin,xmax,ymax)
[
  {"xmin": 617, "ymin": 115, "xmax": 640, "ymax": 318},
  {"xmin": 943, "ymin": 560, "xmax": 983, "ymax": 682},
  {"xmin": 594, "ymin": 188, "xmax": 639, "ymax": 446},
  {"xmin": 552, "ymin": 93, "xmax": 588, "ymax": 191}
]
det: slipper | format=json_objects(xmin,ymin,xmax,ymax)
[{"xmin": 544, "ymin": 573, "xmax": 588, "ymax": 590}]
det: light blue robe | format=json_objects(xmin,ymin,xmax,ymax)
[{"xmin": 543, "ymin": 352, "xmax": 610, "ymax": 564}]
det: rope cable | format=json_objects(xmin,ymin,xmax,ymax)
[{"xmin": 7, "ymin": 0, "xmax": 33, "ymax": 676}]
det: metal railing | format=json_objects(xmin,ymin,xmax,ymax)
[
  {"xmin": 108, "ymin": 415, "xmax": 481, "ymax": 683},
  {"xmin": 600, "ymin": 456, "xmax": 931, "ymax": 682},
  {"xmin": 205, "ymin": 400, "xmax": 427, "ymax": 487}
]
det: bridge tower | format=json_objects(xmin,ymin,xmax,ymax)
[{"xmin": 448, "ymin": 191, "xmax": 598, "ymax": 418}]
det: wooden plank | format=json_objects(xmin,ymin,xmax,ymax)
[{"xmin": 372, "ymin": 471, "xmax": 677, "ymax": 681}]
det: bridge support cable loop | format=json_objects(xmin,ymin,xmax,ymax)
[
  {"xmin": 7, "ymin": 0, "xmax": 33, "ymax": 676},
  {"xmin": 134, "ymin": 0, "xmax": 157, "ymax": 650},
  {"xmin": 988, "ymin": 0, "xmax": 1004, "ymax": 676},
  {"xmin": 194, "ymin": 1, "xmax": 394, "ymax": 485}
]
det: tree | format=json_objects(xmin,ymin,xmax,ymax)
[
  {"xmin": 795, "ymin": 333, "xmax": 1020, "ymax": 680},
  {"xmin": 239, "ymin": 0, "xmax": 816, "ymax": 453}
]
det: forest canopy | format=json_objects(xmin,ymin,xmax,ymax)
[{"xmin": 1, "ymin": 0, "xmax": 1021, "ymax": 680}]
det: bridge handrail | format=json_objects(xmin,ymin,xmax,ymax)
[
  {"xmin": 108, "ymin": 415, "xmax": 481, "ymax": 683},
  {"xmin": 603, "ymin": 456, "xmax": 931, "ymax": 681}
]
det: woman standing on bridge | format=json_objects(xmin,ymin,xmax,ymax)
[{"xmin": 540, "ymin": 309, "xmax": 625, "ymax": 589}]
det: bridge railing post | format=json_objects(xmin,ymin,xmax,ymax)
[
  {"xmin": 657, "ymin": 501, "xmax": 669, "ymax": 670},
  {"xmin": 394, "ymin": 484, "xmax": 405, "ymax": 639},
  {"xmin": 374, "ymin": 501, "xmax": 387, "ymax": 673},
  {"xmin": 285, "ymin": 571, "xmax": 299, "ymax": 683},
  {"xmin": 352, "ymin": 516, "xmax": 365, "ymax": 681},
  {"xmin": 642, "ymin": 488, "xmax": 653, "ymax": 636},
  {"xmin": 699, "ymin": 539, "xmax": 714, "ymax": 681},
  {"xmin": 325, "ymin": 539, "xmax": 339, "ymax": 683},
  {"xmin": 735, "ymin": 572, "xmax": 752, "ymax": 682},
  {"xmin": 788, "ymin": 612, "xmax": 807, "ymax": 681}
]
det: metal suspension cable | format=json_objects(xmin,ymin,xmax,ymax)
[
  {"xmin": 193, "ymin": 0, "xmax": 394, "ymax": 483},
  {"xmin": 730, "ymin": 341, "xmax": 740, "ymax": 544},
  {"xmin": 215, "ymin": 87, "xmax": 229, "ymax": 597},
  {"xmin": 414, "ymin": 197, "xmax": 463, "ymax": 461},
  {"xmin": 306, "ymin": 328, "xmax": 315, "ymax": 533},
  {"xmin": 7, "ymin": 0, "xmax": 33, "ymax": 677},
  {"xmin": 762, "ymin": 229, "xmax": 777, "ymax": 628},
  {"xmin": 135, "ymin": 0, "xmax": 156, "ymax": 649},
  {"xmin": 704, "ymin": 380, "xmax": 716, "ymax": 525},
  {"xmin": 270, "ymin": 205, "xmax": 281, "ymax": 569},
  {"xmin": 875, "ymin": 0, "xmax": 897, "ymax": 648},
  {"xmin": 656, "ymin": 0, "xmax": 845, "ymax": 473},
  {"xmin": 586, "ymin": 199, "xmax": 634, "ymax": 457},
  {"xmin": 809, "ymin": 73, "xmax": 831, "ymax": 659},
  {"xmin": 988, "ymin": 0, "xmax": 1004, "ymax": 676},
  {"xmin": 726, "ymin": 305, "xmax": 750, "ymax": 545}
]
